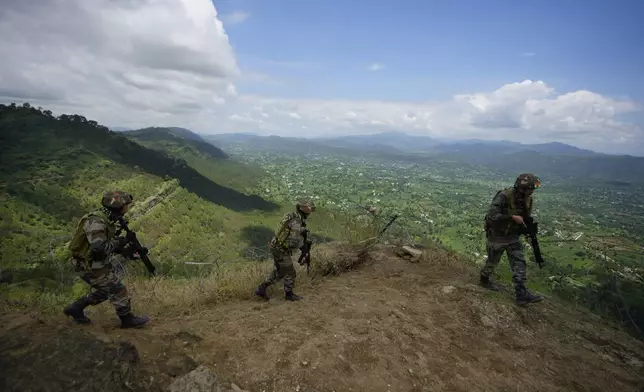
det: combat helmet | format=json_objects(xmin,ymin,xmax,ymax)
[
  {"xmin": 101, "ymin": 190, "xmax": 134, "ymax": 209},
  {"xmin": 514, "ymin": 173, "xmax": 541, "ymax": 191},
  {"xmin": 296, "ymin": 198, "xmax": 316, "ymax": 212}
]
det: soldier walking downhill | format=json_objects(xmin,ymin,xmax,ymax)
[
  {"xmin": 63, "ymin": 191, "xmax": 150, "ymax": 328},
  {"xmin": 254, "ymin": 198, "xmax": 316, "ymax": 301},
  {"xmin": 480, "ymin": 173, "xmax": 544, "ymax": 305}
]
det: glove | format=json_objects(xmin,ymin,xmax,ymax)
[
  {"xmin": 112, "ymin": 236, "xmax": 129, "ymax": 254},
  {"xmin": 301, "ymin": 228, "xmax": 310, "ymax": 236},
  {"xmin": 89, "ymin": 241, "xmax": 108, "ymax": 261},
  {"xmin": 299, "ymin": 239, "xmax": 312, "ymax": 252},
  {"xmin": 125, "ymin": 231, "xmax": 137, "ymax": 242}
]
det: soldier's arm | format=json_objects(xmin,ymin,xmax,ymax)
[
  {"xmin": 285, "ymin": 218, "xmax": 306, "ymax": 249},
  {"xmin": 486, "ymin": 192, "xmax": 512, "ymax": 222},
  {"xmin": 83, "ymin": 216, "xmax": 113, "ymax": 261}
]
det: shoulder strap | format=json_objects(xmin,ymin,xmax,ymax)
[{"xmin": 504, "ymin": 188, "xmax": 516, "ymax": 210}]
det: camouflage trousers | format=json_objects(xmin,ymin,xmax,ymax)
[
  {"xmin": 480, "ymin": 238, "xmax": 527, "ymax": 288},
  {"xmin": 74, "ymin": 257, "xmax": 132, "ymax": 317},
  {"xmin": 262, "ymin": 247, "xmax": 296, "ymax": 292}
]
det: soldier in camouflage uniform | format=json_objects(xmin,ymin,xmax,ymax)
[
  {"xmin": 254, "ymin": 198, "xmax": 316, "ymax": 301},
  {"xmin": 480, "ymin": 173, "xmax": 544, "ymax": 306},
  {"xmin": 63, "ymin": 191, "xmax": 150, "ymax": 328}
]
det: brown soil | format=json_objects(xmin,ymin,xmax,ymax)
[{"xmin": 1, "ymin": 245, "xmax": 643, "ymax": 392}]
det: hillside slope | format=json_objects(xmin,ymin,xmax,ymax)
[
  {"xmin": 124, "ymin": 127, "xmax": 264, "ymax": 193},
  {"xmin": 0, "ymin": 103, "xmax": 281, "ymax": 264},
  {"xmin": 125, "ymin": 126, "xmax": 229, "ymax": 159},
  {"xmin": 2, "ymin": 244, "xmax": 643, "ymax": 392}
]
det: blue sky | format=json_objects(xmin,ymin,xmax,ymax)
[
  {"xmin": 217, "ymin": 0, "xmax": 644, "ymax": 103},
  {"xmin": 2, "ymin": 0, "xmax": 643, "ymax": 154}
]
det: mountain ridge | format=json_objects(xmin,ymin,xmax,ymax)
[
  {"xmin": 204, "ymin": 131, "xmax": 644, "ymax": 184},
  {"xmin": 124, "ymin": 126, "xmax": 229, "ymax": 160}
]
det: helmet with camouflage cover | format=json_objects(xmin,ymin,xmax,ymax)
[
  {"xmin": 296, "ymin": 198, "xmax": 316, "ymax": 213},
  {"xmin": 101, "ymin": 190, "xmax": 134, "ymax": 209},
  {"xmin": 514, "ymin": 173, "xmax": 541, "ymax": 191}
]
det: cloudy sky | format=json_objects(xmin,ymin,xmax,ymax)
[{"xmin": 1, "ymin": 0, "xmax": 643, "ymax": 155}]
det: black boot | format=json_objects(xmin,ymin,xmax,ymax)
[
  {"xmin": 285, "ymin": 291, "xmax": 302, "ymax": 301},
  {"xmin": 63, "ymin": 298, "xmax": 92, "ymax": 324},
  {"xmin": 119, "ymin": 313, "xmax": 150, "ymax": 328},
  {"xmin": 479, "ymin": 275, "xmax": 502, "ymax": 291},
  {"xmin": 515, "ymin": 286, "xmax": 543, "ymax": 306},
  {"xmin": 254, "ymin": 282, "xmax": 270, "ymax": 301}
]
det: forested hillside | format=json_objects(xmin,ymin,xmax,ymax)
[
  {"xmin": 0, "ymin": 103, "xmax": 350, "ymax": 308},
  {"xmin": 123, "ymin": 127, "xmax": 264, "ymax": 193}
]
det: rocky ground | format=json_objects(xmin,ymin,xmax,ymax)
[{"xmin": 2, "ymin": 245, "xmax": 643, "ymax": 392}]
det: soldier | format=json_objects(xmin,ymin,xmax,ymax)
[
  {"xmin": 63, "ymin": 190, "xmax": 150, "ymax": 328},
  {"xmin": 480, "ymin": 173, "xmax": 544, "ymax": 306},
  {"xmin": 254, "ymin": 198, "xmax": 316, "ymax": 301}
]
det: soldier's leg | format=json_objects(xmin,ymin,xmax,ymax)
[
  {"xmin": 63, "ymin": 266, "xmax": 112, "ymax": 324},
  {"xmin": 507, "ymin": 242, "xmax": 543, "ymax": 305},
  {"xmin": 265, "ymin": 251, "xmax": 284, "ymax": 285},
  {"xmin": 255, "ymin": 248, "xmax": 284, "ymax": 300},
  {"xmin": 277, "ymin": 252, "xmax": 301, "ymax": 301},
  {"xmin": 479, "ymin": 239, "xmax": 506, "ymax": 290},
  {"xmin": 83, "ymin": 268, "xmax": 133, "ymax": 316}
]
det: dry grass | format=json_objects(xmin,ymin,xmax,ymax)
[
  {"xmin": 0, "ymin": 217, "xmax": 472, "ymax": 326},
  {"xmin": 124, "ymin": 239, "xmax": 386, "ymax": 317},
  {"xmin": 3, "ymin": 233, "xmax": 644, "ymax": 392}
]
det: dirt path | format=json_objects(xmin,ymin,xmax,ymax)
[{"xmin": 2, "ymin": 247, "xmax": 644, "ymax": 392}]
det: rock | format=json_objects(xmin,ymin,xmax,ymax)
[
  {"xmin": 116, "ymin": 341, "xmax": 140, "ymax": 364},
  {"xmin": 230, "ymin": 383, "xmax": 250, "ymax": 392},
  {"xmin": 442, "ymin": 285, "xmax": 456, "ymax": 294},
  {"xmin": 480, "ymin": 315, "xmax": 496, "ymax": 327},
  {"xmin": 163, "ymin": 354, "xmax": 198, "ymax": 377},
  {"xmin": 168, "ymin": 364, "xmax": 223, "ymax": 392},
  {"xmin": 398, "ymin": 246, "xmax": 423, "ymax": 262},
  {"xmin": 0, "ymin": 269, "xmax": 14, "ymax": 284}
]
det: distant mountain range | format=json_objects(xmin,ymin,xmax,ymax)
[
  {"xmin": 311, "ymin": 131, "xmax": 602, "ymax": 157},
  {"xmin": 205, "ymin": 131, "xmax": 644, "ymax": 184},
  {"xmin": 203, "ymin": 130, "xmax": 604, "ymax": 157},
  {"xmin": 102, "ymin": 125, "xmax": 644, "ymax": 184}
]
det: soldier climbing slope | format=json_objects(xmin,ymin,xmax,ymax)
[
  {"xmin": 480, "ymin": 173, "xmax": 544, "ymax": 306},
  {"xmin": 255, "ymin": 198, "xmax": 316, "ymax": 301},
  {"xmin": 63, "ymin": 191, "xmax": 150, "ymax": 328}
]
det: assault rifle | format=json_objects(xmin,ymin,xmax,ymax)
[
  {"xmin": 297, "ymin": 224, "xmax": 313, "ymax": 275},
  {"xmin": 380, "ymin": 214, "xmax": 399, "ymax": 235},
  {"xmin": 115, "ymin": 217, "xmax": 156, "ymax": 276},
  {"xmin": 522, "ymin": 216, "xmax": 545, "ymax": 269}
]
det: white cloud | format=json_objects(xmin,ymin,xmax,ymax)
[
  {"xmin": 368, "ymin": 63, "xmax": 385, "ymax": 71},
  {"xmin": 221, "ymin": 11, "xmax": 250, "ymax": 25},
  {"xmin": 0, "ymin": 0, "xmax": 642, "ymax": 155},
  {"xmin": 0, "ymin": 0, "xmax": 239, "ymax": 128}
]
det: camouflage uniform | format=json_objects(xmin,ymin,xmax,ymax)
[
  {"xmin": 255, "ymin": 198, "xmax": 316, "ymax": 301},
  {"xmin": 63, "ymin": 191, "xmax": 149, "ymax": 328},
  {"xmin": 480, "ymin": 174, "xmax": 543, "ymax": 305}
]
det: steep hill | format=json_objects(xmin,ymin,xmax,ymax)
[
  {"xmin": 123, "ymin": 127, "xmax": 264, "ymax": 193},
  {"xmin": 0, "ymin": 102, "xmax": 348, "ymax": 312},
  {"xmin": 0, "ymin": 102, "xmax": 286, "ymax": 276},
  {"xmin": 1, "ymin": 243, "xmax": 643, "ymax": 392},
  {"xmin": 125, "ymin": 126, "xmax": 229, "ymax": 159},
  {"xmin": 0, "ymin": 104, "xmax": 275, "ymax": 213}
]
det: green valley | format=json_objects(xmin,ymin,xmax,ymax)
[{"xmin": 1, "ymin": 102, "xmax": 643, "ymax": 341}]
